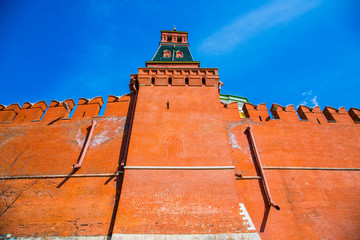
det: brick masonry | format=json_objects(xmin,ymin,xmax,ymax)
[{"xmin": 0, "ymin": 29, "xmax": 359, "ymax": 239}]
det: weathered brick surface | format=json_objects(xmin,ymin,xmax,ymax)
[
  {"xmin": 0, "ymin": 178, "xmax": 117, "ymax": 237},
  {"xmin": 0, "ymin": 99, "xmax": 130, "ymax": 237},
  {"xmin": 1, "ymin": 86, "xmax": 359, "ymax": 239},
  {"xmin": 223, "ymin": 103, "xmax": 360, "ymax": 239},
  {"xmin": 0, "ymin": 116, "xmax": 126, "ymax": 176},
  {"xmin": 113, "ymin": 83, "xmax": 250, "ymax": 234},
  {"xmin": 126, "ymin": 86, "xmax": 233, "ymax": 167},
  {"xmin": 227, "ymin": 121, "xmax": 360, "ymax": 168},
  {"xmin": 115, "ymin": 170, "xmax": 248, "ymax": 234},
  {"xmin": 235, "ymin": 171, "xmax": 360, "ymax": 240}
]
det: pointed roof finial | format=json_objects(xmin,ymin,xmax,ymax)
[{"xmin": 173, "ymin": 25, "xmax": 176, "ymax": 31}]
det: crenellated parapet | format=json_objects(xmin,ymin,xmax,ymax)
[
  {"xmin": 42, "ymin": 99, "xmax": 75, "ymax": 121},
  {"xmin": 0, "ymin": 95, "xmax": 132, "ymax": 125},
  {"xmin": 136, "ymin": 68, "xmax": 220, "ymax": 86},
  {"xmin": 0, "ymin": 103, "xmax": 21, "ymax": 123},
  {"xmin": 270, "ymin": 104, "xmax": 299, "ymax": 122},
  {"xmin": 243, "ymin": 103, "xmax": 269, "ymax": 122},
  {"xmin": 348, "ymin": 108, "xmax": 360, "ymax": 123},
  {"xmin": 323, "ymin": 106, "xmax": 355, "ymax": 124},
  {"xmin": 12, "ymin": 101, "xmax": 48, "ymax": 123},
  {"xmin": 1, "ymin": 95, "xmax": 359, "ymax": 126},
  {"xmin": 72, "ymin": 97, "xmax": 104, "ymax": 119},
  {"xmin": 104, "ymin": 94, "xmax": 131, "ymax": 116},
  {"xmin": 238, "ymin": 103, "xmax": 360, "ymax": 125},
  {"xmin": 222, "ymin": 102, "xmax": 243, "ymax": 121},
  {"xmin": 297, "ymin": 105, "xmax": 328, "ymax": 124}
]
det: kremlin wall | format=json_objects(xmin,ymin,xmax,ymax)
[{"xmin": 0, "ymin": 30, "xmax": 359, "ymax": 240}]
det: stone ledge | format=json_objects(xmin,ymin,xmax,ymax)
[{"xmin": 112, "ymin": 233, "xmax": 261, "ymax": 240}]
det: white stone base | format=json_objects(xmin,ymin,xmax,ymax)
[
  {"xmin": 2, "ymin": 233, "xmax": 261, "ymax": 240},
  {"xmin": 0, "ymin": 237, "xmax": 107, "ymax": 240},
  {"xmin": 112, "ymin": 233, "xmax": 261, "ymax": 240}
]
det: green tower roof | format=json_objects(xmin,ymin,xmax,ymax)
[{"xmin": 151, "ymin": 45, "xmax": 194, "ymax": 62}]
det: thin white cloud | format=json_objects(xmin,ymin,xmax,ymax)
[
  {"xmin": 199, "ymin": 0, "xmax": 321, "ymax": 55},
  {"xmin": 311, "ymin": 96, "xmax": 318, "ymax": 106},
  {"xmin": 298, "ymin": 90, "xmax": 319, "ymax": 107},
  {"xmin": 302, "ymin": 90, "xmax": 313, "ymax": 96},
  {"xmin": 300, "ymin": 100, "xmax": 308, "ymax": 106}
]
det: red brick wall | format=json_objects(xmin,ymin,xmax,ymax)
[
  {"xmin": 0, "ymin": 95, "xmax": 131, "ymax": 237},
  {"xmin": 223, "ymin": 102, "xmax": 360, "ymax": 239},
  {"xmin": 1, "ymin": 86, "xmax": 359, "ymax": 239}
]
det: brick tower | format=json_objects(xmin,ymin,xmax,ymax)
[{"xmin": 113, "ymin": 29, "xmax": 260, "ymax": 239}]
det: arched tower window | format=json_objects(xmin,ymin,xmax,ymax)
[
  {"xmin": 185, "ymin": 77, "xmax": 189, "ymax": 86},
  {"xmin": 151, "ymin": 77, "xmax": 155, "ymax": 85},
  {"xmin": 168, "ymin": 77, "xmax": 172, "ymax": 86},
  {"xmin": 167, "ymin": 136, "xmax": 184, "ymax": 160},
  {"xmin": 202, "ymin": 78, "xmax": 206, "ymax": 85},
  {"xmin": 163, "ymin": 50, "xmax": 171, "ymax": 58},
  {"xmin": 176, "ymin": 51, "xmax": 183, "ymax": 58}
]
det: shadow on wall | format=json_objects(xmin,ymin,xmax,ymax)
[
  {"xmin": 106, "ymin": 87, "xmax": 137, "ymax": 239},
  {"xmin": 0, "ymin": 146, "xmax": 38, "ymax": 217},
  {"xmin": 245, "ymin": 129, "xmax": 271, "ymax": 233}
]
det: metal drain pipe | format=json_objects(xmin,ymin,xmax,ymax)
[
  {"xmin": 73, "ymin": 120, "xmax": 97, "ymax": 169},
  {"xmin": 246, "ymin": 126, "xmax": 280, "ymax": 210}
]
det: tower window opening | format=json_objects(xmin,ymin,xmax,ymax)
[
  {"xmin": 202, "ymin": 78, "xmax": 206, "ymax": 85},
  {"xmin": 185, "ymin": 77, "xmax": 189, "ymax": 86},
  {"xmin": 177, "ymin": 36, "xmax": 182, "ymax": 42},
  {"xmin": 167, "ymin": 35, "xmax": 172, "ymax": 41},
  {"xmin": 167, "ymin": 101, "xmax": 169, "ymax": 109},
  {"xmin": 176, "ymin": 51, "xmax": 183, "ymax": 58},
  {"xmin": 259, "ymin": 116, "xmax": 262, "ymax": 122},
  {"xmin": 168, "ymin": 77, "xmax": 172, "ymax": 86},
  {"xmin": 163, "ymin": 50, "xmax": 171, "ymax": 58},
  {"xmin": 151, "ymin": 77, "xmax": 155, "ymax": 85}
]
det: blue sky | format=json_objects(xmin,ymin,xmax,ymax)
[{"xmin": 0, "ymin": 0, "xmax": 359, "ymax": 112}]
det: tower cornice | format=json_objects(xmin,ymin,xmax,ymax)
[
  {"xmin": 134, "ymin": 67, "xmax": 220, "ymax": 86},
  {"xmin": 161, "ymin": 30, "xmax": 188, "ymax": 34}
]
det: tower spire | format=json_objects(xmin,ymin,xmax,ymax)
[{"xmin": 146, "ymin": 29, "xmax": 200, "ymax": 68}]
